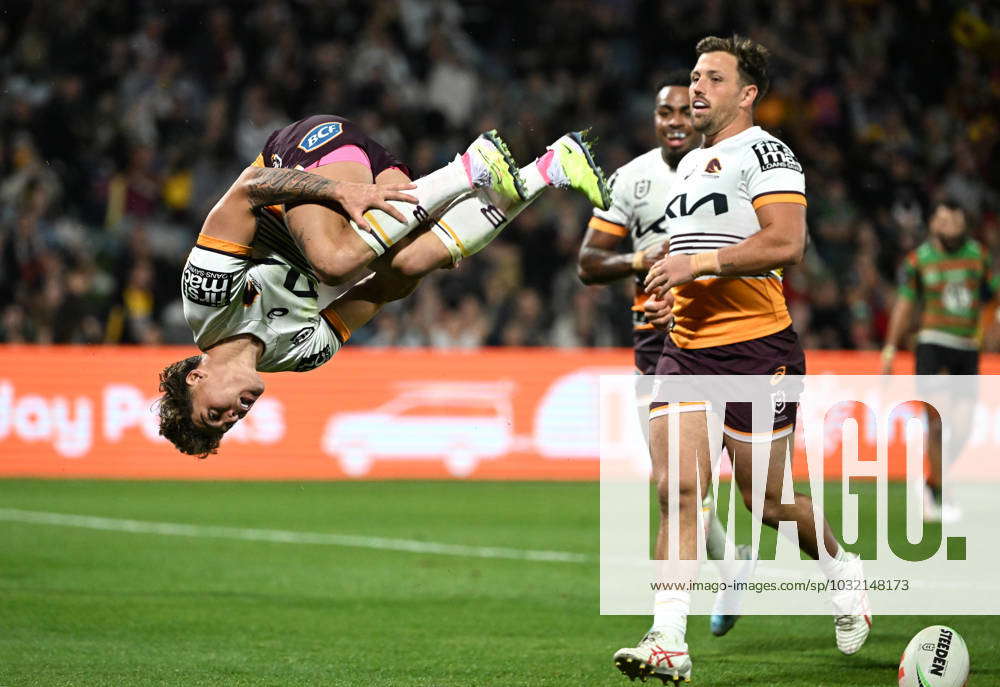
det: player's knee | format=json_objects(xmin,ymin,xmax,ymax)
[
  {"xmin": 655, "ymin": 473, "xmax": 699, "ymax": 514},
  {"xmin": 311, "ymin": 246, "xmax": 371, "ymax": 286}
]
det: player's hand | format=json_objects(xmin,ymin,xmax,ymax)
[
  {"xmin": 644, "ymin": 254, "xmax": 695, "ymax": 297},
  {"xmin": 334, "ymin": 181, "xmax": 418, "ymax": 231},
  {"xmin": 643, "ymin": 291, "xmax": 675, "ymax": 331},
  {"xmin": 641, "ymin": 243, "xmax": 669, "ymax": 271}
]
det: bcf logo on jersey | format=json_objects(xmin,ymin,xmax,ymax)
[{"xmin": 298, "ymin": 121, "xmax": 344, "ymax": 152}]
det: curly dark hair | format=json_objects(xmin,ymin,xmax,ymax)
[
  {"xmin": 156, "ymin": 355, "xmax": 223, "ymax": 458},
  {"xmin": 695, "ymin": 34, "xmax": 770, "ymax": 105}
]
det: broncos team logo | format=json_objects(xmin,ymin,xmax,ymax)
[
  {"xmin": 704, "ymin": 158, "xmax": 722, "ymax": 174},
  {"xmin": 298, "ymin": 121, "xmax": 344, "ymax": 152}
]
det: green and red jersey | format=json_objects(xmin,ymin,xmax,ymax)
[{"xmin": 898, "ymin": 239, "xmax": 999, "ymax": 350}]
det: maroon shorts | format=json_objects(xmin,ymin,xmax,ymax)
[
  {"xmin": 260, "ymin": 115, "xmax": 410, "ymax": 178},
  {"xmin": 651, "ymin": 326, "xmax": 805, "ymax": 441},
  {"xmin": 633, "ymin": 328, "xmax": 667, "ymax": 375}
]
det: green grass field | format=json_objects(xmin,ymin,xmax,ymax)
[{"xmin": 1, "ymin": 479, "xmax": 996, "ymax": 686}]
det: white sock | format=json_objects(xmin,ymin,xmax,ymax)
[
  {"xmin": 818, "ymin": 543, "xmax": 850, "ymax": 579},
  {"xmin": 651, "ymin": 590, "xmax": 689, "ymax": 639},
  {"xmin": 521, "ymin": 153, "xmax": 553, "ymax": 200},
  {"xmin": 354, "ymin": 158, "xmax": 472, "ymax": 256},
  {"xmin": 703, "ymin": 495, "xmax": 727, "ymax": 561},
  {"xmin": 429, "ymin": 159, "xmax": 550, "ymax": 263}
]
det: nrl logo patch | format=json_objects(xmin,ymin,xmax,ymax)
[
  {"xmin": 634, "ymin": 179, "xmax": 651, "ymax": 199},
  {"xmin": 298, "ymin": 121, "xmax": 344, "ymax": 153},
  {"xmin": 182, "ymin": 264, "xmax": 237, "ymax": 307}
]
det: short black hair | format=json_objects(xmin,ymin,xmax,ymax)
[
  {"xmin": 695, "ymin": 34, "xmax": 770, "ymax": 105},
  {"xmin": 156, "ymin": 355, "xmax": 223, "ymax": 458},
  {"xmin": 656, "ymin": 69, "xmax": 693, "ymax": 93},
  {"xmin": 937, "ymin": 196, "xmax": 966, "ymax": 215}
]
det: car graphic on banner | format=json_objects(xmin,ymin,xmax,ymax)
[{"xmin": 322, "ymin": 381, "xmax": 516, "ymax": 477}]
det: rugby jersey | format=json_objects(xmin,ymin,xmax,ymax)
[
  {"xmin": 898, "ymin": 238, "xmax": 998, "ymax": 350},
  {"xmin": 181, "ymin": 235, "xmax": 348, "ymax": 372},
  {"xmin": 663, "ymin": 126, "xmax": 806, "ymax": 348},
  {"xmin": 588, "ymin": 148, "xmax": 676, "ymax": 329}
]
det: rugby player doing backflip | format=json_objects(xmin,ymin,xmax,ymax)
[
  {"xmin": 157, "ymin": 117, "xmax": 610, "ymax": 456},
  {"xmin": 577, "ymin": 70, "xmax": 753, "ymax": 640},
  {"xmin": 612, "ymin": 36, "xmax": 871, "ymax": 685}
]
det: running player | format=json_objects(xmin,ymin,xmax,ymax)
[
  {"xmin": 157, "ymin": 116, "xmax": 610, "ymax": 457},
  {"xmin": 613, "ymin": 37, "xmax": 870, "ymax": 684},
  {"xmin": 882, "ymin": 198, "xmax": 998, "ymax": 522},
  {"xmin": 577, "ymin": 71, "xmax": 752, "ymax": 638}
]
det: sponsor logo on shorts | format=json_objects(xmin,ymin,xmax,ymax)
[
  {"xmin": 182, "ymin": 264, "xmax": 237, "ymax": 307},
  {"xmin": 751, "ymin": 140, "xmax": 802, "ymax": 173},
  {"xmin": 297, "ymin": 121, "xmax": 344, "ymax": 152},
  {"xmin": 292, "ymin": 326, "xmax": 316, "ymax": 346},
  {"xmin": 770, "ymin": 365, "xmax": 786, "ymax": 385}
]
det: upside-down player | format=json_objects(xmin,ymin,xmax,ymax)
[
  {"xmin": 576, "ymin": 70, "xmax": 753, "ymax": 639},
  {"xmin": 612, "ymin": 37, "xmax": 871, "ymax": 684},
  {"xmin": 156, "ymin": 115, "xmax": 610, "ymax": 456}
]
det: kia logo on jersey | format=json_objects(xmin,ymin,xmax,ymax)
[{"xmin": 298, "ymin": 122, "xmax": 344, "ymax": 152}]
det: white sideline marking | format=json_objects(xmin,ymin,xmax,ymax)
[{"xmin": 0, "ymin": 508, "xmax": 590, "ymax": 564}]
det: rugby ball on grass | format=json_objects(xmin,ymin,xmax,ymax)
[{"xmin": 898, "ymin": 625, "xmax": 969, "ymax": 687}]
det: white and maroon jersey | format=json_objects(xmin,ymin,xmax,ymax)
[
  {"xmin": 664, "ymin": 126, "xmax": 806, "ymax": 349},
  {"xmin": 181, "ymin": 235, "xmax": 349, "ymax": 372},
  {"xmin": 588, "ymin": 148, "xmax": 677, "ymax": 329}
]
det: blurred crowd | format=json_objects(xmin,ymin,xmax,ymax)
[{"xmin": 1, "ymin": 0, "xmax": 998, "ymax": 350}]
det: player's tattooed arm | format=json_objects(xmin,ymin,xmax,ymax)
[{"xmin": 238, "ymin": 166, "xmax": 418, "ymax": 231}]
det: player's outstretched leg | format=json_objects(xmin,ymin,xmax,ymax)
[
  {"xmin": 536, "ymin": 130, "xmax": 612, "ymax": 209},
  {"xmin": 429, "ymin": 132, "xmax": 611, "ymax": 264},
  {"xmin": 351, "ymin": 130, "xmax": 526, "ymax": 260},
  {"xmin": 613, "ymin": 630, "xmax": 692, "ymax": 684}
]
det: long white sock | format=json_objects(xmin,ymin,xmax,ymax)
[
  {"xmin": 703, "ymin": 494, "xmax": 727, "ymax": 561},
  {"xmin": 818, "ymin": 544, "xmax": 850, "ymax": 579},
  {"xmin": 429, "ymin": 156, "xmax": 552, "ymax": 263},
  {"xmin": 652, "ymin": 590, "xmax": 689, "ymax": 639},
  {"xmin": 354, "ymin": 158, "xmax": 472, "ymax": 256}
]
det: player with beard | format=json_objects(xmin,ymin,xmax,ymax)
[
  {"xmin": 577, "ymin": 70, "xmax": 753, "ymax": 641},
  {"xmin": 882, "ymin": 199, "xmax": 998, "ymax": 522},
  {"xmin": 612, "ymin": 36, "xmax": 871, "ymax": 684}
]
